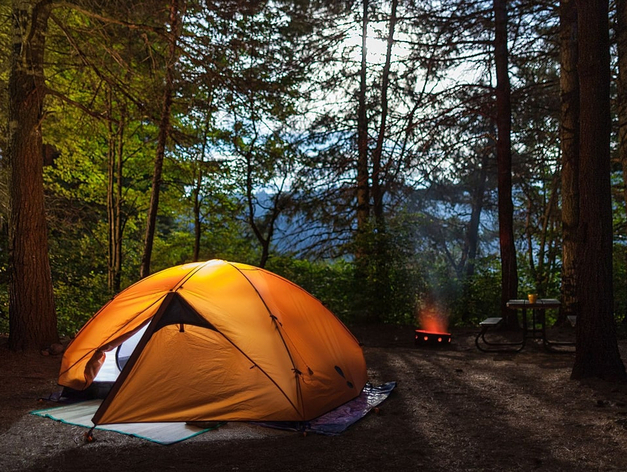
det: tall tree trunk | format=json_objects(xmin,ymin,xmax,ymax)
[
  {"xmin": 192, "ymin": 115, "xmax": 211, "ymax": 262},
  {"xmin": 356, "ymin": 0, "xmax": 370, "ymax": 236},
  {"xmin": 354, "ymin": 0, "xmax": 372, "ymax": 321},
  {"xmin": 461, "ymin": 151, "xmax": 488, "ymax": 323},
  {"xmin": 493, "ymin": 0, "xmax": 518, "ymax": 325},
  {"xmin": 617, "ymin": 0, "xmax": 627, "ymax": 322},
  {"xmin": 107, "ymin": 93, "xmax": 115, "ymax": 291},
  {"xmin": 462, "ymin": 150, "xmax": 489, "ymax": 279},
  {"xmin": 371, "ymin": 0, "xmax": 397, "ymax": 225},
  {"xmin": 7, "ymin": 0, "xmax": 58, "ymax": 350},
  {"xmin": 243, "ymin": 142, "xmax": 269, "ymax": 267},
  {"xmin": 571, "ymin": 0, "xmax": 626, "ymax": 381},
  {"xmin": 140, "ymin": 0, "xmax": 181, "ymax": 278},
  {"xmin": 107, "ymin": 89, "xmax": 124, "ymax": 293},
  {"xmin": 192, "ymin": 162, "xmax": 203, "ymax": 263},
  {"xmin": 560, "ymin": 0, "xmax": 580, "ymax": 325},
  {"xmin": 367, "ymin": 0, "xmax": 398, "ymax": 321},
  {"xmin": 114, "ymin": 114, "xmax": 124, "ymax": 291}
]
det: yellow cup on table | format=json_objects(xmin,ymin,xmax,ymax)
[{"xmin": 527, "ymin": 293, "xmax": 537, "ymax": 304}]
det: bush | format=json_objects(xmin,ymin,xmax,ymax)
[
  {"xmin": 54, "ymin": 273, "xmax": 111, "ymax": 337},
  {"xmin": 449, "ymin": 256, "xmax": 502, "ymax": 325}
]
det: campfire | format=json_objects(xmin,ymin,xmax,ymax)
[
  {"xmin": 415, "ymin": 298, "xmax": 451, "ymax": 347},
  {"xmin": 414, "ymin": 329, "xmax": 452, "ymax": 346}
]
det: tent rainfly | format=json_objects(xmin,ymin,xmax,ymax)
[{"xmin": 58, "ymin": 260, "xmax": 368, "ymax": 425}]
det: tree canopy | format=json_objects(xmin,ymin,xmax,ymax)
[{"xmin": 2, "ymin": 0, "xmax": 627, "ymax": 379}]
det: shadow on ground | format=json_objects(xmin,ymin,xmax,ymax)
[{"xmin": 3, "ymin": 325, "xmax": 627, "ymax": 471}]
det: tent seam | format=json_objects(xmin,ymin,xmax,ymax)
[{"xmin": 226, "ymin": 262, "xmax": 307, "ymax": 419}]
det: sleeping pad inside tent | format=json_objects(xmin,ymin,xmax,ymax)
[{"xmin": 57, "ymin": 260, "xmax": 371, "ymax": 427}]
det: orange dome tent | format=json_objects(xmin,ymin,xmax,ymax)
[{"xmin": 58, "ymin": 260, "xmax": 368, "ymax": 425}]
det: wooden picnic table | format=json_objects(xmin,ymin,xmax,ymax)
[{"xmin": 475, "ymin": 298, "xmax": 574, "ymax": 352}]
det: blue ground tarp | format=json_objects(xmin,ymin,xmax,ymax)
[{"xmin": 259, "ymin": 381, "xmax": 397, "ymax": 435}]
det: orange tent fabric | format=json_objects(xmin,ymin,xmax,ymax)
[{"xmin": 58, "ymin": 260, "xmax": 367, "ymax": 425}]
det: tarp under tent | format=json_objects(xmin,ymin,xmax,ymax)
[{"xmin": 58, "ymin": 260, "xmax": 368, "ymax": 426}]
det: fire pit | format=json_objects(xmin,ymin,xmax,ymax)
[{"xmin": 415, "ymin": 329, "xmax": 452, "ymax": 347}]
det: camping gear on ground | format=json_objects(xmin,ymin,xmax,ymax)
[
  {"xmin": 31, "ymin": 382, "xmax": 395, "ymax": 444},
  {"xmin": 58, "ymin": 260, "xmax": 368, "ymax": 426}
]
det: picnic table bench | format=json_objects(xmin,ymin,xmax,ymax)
[{"xmin": 475, "ymin": 316, "xmax": 525, "ymax": 353}]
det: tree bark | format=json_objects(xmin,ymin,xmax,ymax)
[
  {"xmin": 356, "ymin": 0, "xmax": 370, "ymax": 236},
  {"xmin": 353, "ymin": 0, "xmax": 372, "ymax": 321},
  {"xmin": 571, "ymin": 0, "xmax": 626, "ymax": 381},
  {"xmin": 371, "ymin": 0, "xmax": 397, "ymax": 225},
  {"xmin": 192, "ymin": 114, "xmax": 212, "ymax": 262},
  {"xmin": 192, "ymin": 162, "xmax": 203, "ymax": 263},
  {"xmin": 493, "ymin": 0, "xmax": 518, "ymax": 325},
  {"xmin": 106, "ymin": 88, "xmax": 125, "ymax": 293},
  {"xmin": 560, "ymin": 0, "xmax": 580, "ymax": 326},
  {"xmin": 461, "ymin": 150, "xmax": 489, "ymax": 280},
  {"xmin": 244, "ymin": 143, "xmax": 269, "ymax": 268},
  {"xmin": 7, "ymin": 0, "xmax": 58, "ymax": 350},
  {"xmin": 460, "ymin": 150, "xmax": 488, "ymax": 323},
  {"xmin": 617, "ymin": 0, "xmax": 627, "ymax": 322},
  {"xmin": 140, "ymin": 0, "xmax": 181, "ymax": 278}
]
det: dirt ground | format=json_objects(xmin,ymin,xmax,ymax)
[{"xmin": 3, "ymin": 324, "xmax": 627, "ymax": 471}]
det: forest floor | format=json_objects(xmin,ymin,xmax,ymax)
[{"xmin": 3, "ymin": 323, "xmax": 627, "ymax": 471}]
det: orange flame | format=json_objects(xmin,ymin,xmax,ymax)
[{"xmin": 417, "ymin": 301, "xmax": 449, "ymax": 334}]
